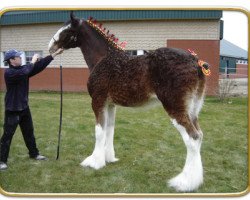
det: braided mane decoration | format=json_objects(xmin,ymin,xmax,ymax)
[{"xmin": 87, "ymin": 16, "xmax": 127, "ymax": 51}]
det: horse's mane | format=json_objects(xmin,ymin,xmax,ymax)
[{"xmin": 86, "ymin": 17, "xmax": 127, "ymax": 51}]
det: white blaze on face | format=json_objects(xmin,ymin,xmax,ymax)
[{"xmin": 48, "ymin": 24, "xmax": 71, "ymax": 51}]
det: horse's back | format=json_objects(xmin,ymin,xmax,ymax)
[{"xmin": 147, "ymin": 47, "xmax": 204, "ymax": 90}]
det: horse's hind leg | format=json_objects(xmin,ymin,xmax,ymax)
[
  {"xmin": 190, "ymin": 87, "xmax": 205, "ymax": 136},
  {"xmin": 169, "ymin": 116, "xmax": 203, "ymax": 192},
  {"xmin": 81, "ymin": 98, "xmax": 108, "ymax": 170},
  {"xmin": 160, "ymin": 94, "xmax": 203, "ymax": 191}
]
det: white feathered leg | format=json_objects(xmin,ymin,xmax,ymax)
[
  {"xmin": 168, "ymin": 119, "xmax": 203, "ymax": 192},
  {"xmin": 105, "ymin": 104, "xmax": 119, "ymax": 163},
  {"xmin": 81, "ymin": 105, "xmax": 108, "ymax": 170}
]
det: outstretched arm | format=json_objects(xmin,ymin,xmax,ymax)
[{"xmin": 29, "ymin": 48, "xmax": 64, "ymax": 77}]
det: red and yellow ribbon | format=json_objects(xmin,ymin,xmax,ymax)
[
  {"xmin": 188, "ymin": 49, "xmax": 211, "ymax": 76},
  {"xmin": 198, "ymin": 60, "xmax": 211, "ymax": 76}
]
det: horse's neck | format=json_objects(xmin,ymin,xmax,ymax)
[{"xmin": 80, "ymin": 24, "xmax": 109, "ymax": 71}]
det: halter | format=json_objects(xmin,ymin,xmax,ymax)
[{"xmin": 52, "ymin": 34, "xmax": 77, "ymax": 49}]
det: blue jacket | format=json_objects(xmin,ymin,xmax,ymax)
[{"xmin": 4, "ymin": 55, "xmax": 54, "ymax": 111}]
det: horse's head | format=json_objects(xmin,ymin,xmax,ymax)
[{"xmin": 48, "ymin": 12, "xmax": 82, "ymax": 53}]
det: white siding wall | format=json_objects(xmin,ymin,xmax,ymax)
[
  {"xmin": 106, "ymin": 20, "xmax": 220, "ymax": 49},
  {"xmin": 1, "ymin": 20, "xmax": 220, "ymax": 68}
]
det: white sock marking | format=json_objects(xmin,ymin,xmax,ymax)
[
  {"xmin": 105, "ymin": 105, "xmax": 119, "ymax": 163},
  {"xmin": 81, "ymin": 124, "xmax": 106, "ymax": 169},
  {"xmin": 169, "ymin": 119, "xmax": 203, "ymax": 192}
]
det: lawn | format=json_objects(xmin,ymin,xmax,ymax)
[{"xmin": 0, "ymin": 92, "xmax": 248, "ymax": 195}]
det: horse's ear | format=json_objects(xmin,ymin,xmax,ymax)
[
  {"xmin": 70, "ymin": 11, "xmax": 78, "ymax": 27},
  {"xmin": 70, "ymin": 11, "xmax": 75, "ymax": 20}
]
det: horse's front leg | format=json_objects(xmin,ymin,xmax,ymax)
[
  {"xmin": 81, "ymin": 100, "xmax": 108, "ymax": 170},
  {"xmin": 105, "ymin": 104, "xmax": 119, "ymax": 163}
]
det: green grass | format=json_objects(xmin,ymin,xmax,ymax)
[{"xmin": 0, "ymin": 92, "xmax": 248, "ymax": 194}]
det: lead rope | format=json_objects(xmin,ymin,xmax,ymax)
[{"xmin": 56, "ymin": 54, "xmax": 63, "ymax": 160}]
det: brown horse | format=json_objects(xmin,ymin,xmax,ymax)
[{"xmin": 48, "ymin": 12, "xmax": 207, "ymax": 192}]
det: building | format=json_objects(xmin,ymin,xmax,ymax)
[
  {"xmin": 220, "ymin": 39, "xmax": 248, "ymax": 79},
  {"xmin": 0, "ymin": 10, "xmax": 223, "ymax": 95}
]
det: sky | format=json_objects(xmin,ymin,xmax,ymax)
[{"xmin": 222, "ymin": 11, "xmax": 248, "ymax": 51}]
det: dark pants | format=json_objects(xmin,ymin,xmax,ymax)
[{"xmin": 0, "ymin": 107, "xmax": 39, "ymax": 163}]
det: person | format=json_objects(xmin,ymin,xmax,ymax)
[{"xmin": 0, "ymin": 48, "xmax": 64, "ymax": 170}]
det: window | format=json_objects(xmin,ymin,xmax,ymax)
[
  {"xmin": 137, "ymin": 50, "xmax": 144, "ymax": 55},
  {"xmin": 125, "ymin": 50, "xmax": 147, "ymax": 56},
  {"xmin": 126, "ymin": 50, "xmax": 138, "ymax": 56},
  {"xmin": 236, "ymin": 59, "xmax": 248, "ymax": 64},
  {"xmin": 244, "ymin": 60, "xmax": 248, "ymax": 64},
  {"xmin": 25, "ymin": 51, "xmax": 43, "ymax": 64},
  {"xmin": 0, "ymin": 52, "xmax": 8, "ymax": 68}
]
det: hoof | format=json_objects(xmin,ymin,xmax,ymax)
[
  {"xmin": 168, "ymin": 172, "xmax": 203, "ymax": 192},
  {"xmin": 80, "ymin": 154, "xmax": 105, "ymax": 170},
  {"xmin": 105, "ymin": 149, "xmax": 119, "ymax": 163},
  {"xmin": 106, "ymin": 157, "xmax": 119, "ymax": 163}
]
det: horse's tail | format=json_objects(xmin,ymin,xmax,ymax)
[
  {"xmin": 186, "ymin": 49, "xmax": 209, "ymax": 99},
  {"xmin": 195, "ymin": 59, "xmax": 208, "ymax": 100},
  {"xmin": 187, "ymin": 49, "xmax": 211, "ymax": 78}
]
